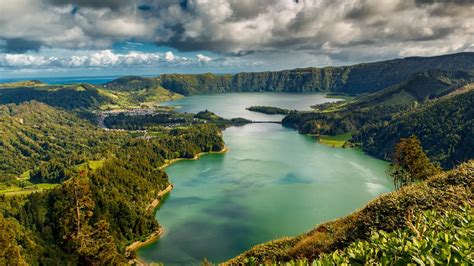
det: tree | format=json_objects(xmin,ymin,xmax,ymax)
[
  {"xmin": 389, "ymin": 135, "xmax": 441, "ymax": 190},
  {"xmin": 0, "ymin": 214, "xmax": 27, "ymax": 266},
  {"xmin": 56, "ymin": 175, "xmax": 123, "ymax": 264}
]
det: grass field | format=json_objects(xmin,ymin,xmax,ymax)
[
  {"xmin": 0, "ymin": 183, "xmax": 60, "ymax": 197},
  {"xmin": 1, "ymin": 159, "xmax": 106, "ymax": 197},
  {"xmin": 75, "ymin": 159, "xmax": 106, "ymax": 171},
  {"xmin": 319, "ymin": 132, "xmax": 353, "ymax": 148}
]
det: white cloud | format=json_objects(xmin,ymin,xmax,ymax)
[
  {"xmin": 196, "ymin": 54, "xmax": 212, "ymax": 63},
  {"xmin": 164, "ymin": 51, "xmax": 175, "ymax": 62},
  {"xmin": 69, "ymin": 55, "xmax": 88, "ymax": 67},
  {"xmin": 3, "ymin": 54, "xmax": 51, "ymax": 67},
  {"xmin": 0, "ymin": 50, "xmax": 217, "ymax": 69},
  {"xmin": 0, "ymin": 0, "xmax": 472, "ymax": 72},
  {"xmin": 89, "ymin": 50, "xmax": 120, "ymax": 66}
]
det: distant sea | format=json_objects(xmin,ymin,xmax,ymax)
[{"xmin": 0, "ymin": 75, "xmax": 157, "ymax": 85}]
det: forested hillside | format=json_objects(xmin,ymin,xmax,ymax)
[
  {"xmin": 125, "ymin": 52, "xmax": 474, "ymax": 95},
  {"xmin": 355, "ymin": 89, "xmax": 474, "ymax": 169},
  {"xmin": 0, "ymin": 101, "xmax": 225, "ymax": 264},
  {"xmin": 102, "ymin": 76, "xmax": 160, "ymax": 91},
  {"xmin": 0, "ymin": 85, "xmax": 111, "ymax": 110},
  {"xmin": 159, "ymin": 73, "xmax": 233, "ymax": 95},
  {"xmin": 0, "ymin": 77, "xmax": 182, "ymax": 111},
  {"xmin": 0, "ymin": 101, "xmax": 125, "ymax": 179},
  {"xmin": 281, "ymin": 68, "xmax": 473, "ymax": 169}
]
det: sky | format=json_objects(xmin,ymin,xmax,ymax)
[{"xmin": 0, "ymin": 0, "xmax": 473, "ymax": 78}]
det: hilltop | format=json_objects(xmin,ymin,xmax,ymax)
[{"xmin": 110, "ymin": 52, "xmax": 474, "ymax": 95}]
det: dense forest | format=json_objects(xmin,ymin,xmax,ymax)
[
  {"xmin": 104, "ymin": 112, "xmax": 190, "ymax": 130},
  {"xmin": 0, "ymin": 85, "xmax": 111, "ymax": 110},
  {"xmin": 0, "ymin": 102, "xmax": 125, "ymax": 179},
  {"xmin": 246, "ymin": 106, "xmax": 292, "ymax": 115},
  {"xmin": 355, "ymin": 89, "xmax": 474, "ymax": 169},
  {"xmin": 103, "ymin": 109, "xmax": 251, "ymax": 130},
  {"xmin": 282, "ymin": 71, "xmax": 474, "ymax": 169},
  {"xmin": 0, "ymin": 101, "xmax": 225, "ymax": 264}
]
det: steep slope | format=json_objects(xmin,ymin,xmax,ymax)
[
  {"xmin": 281, "ymin": 71, "xmax": 473, "ymax": 169},
  {"xmin": 160, "ymin": 53, "xmax": 474, "ymax": 95},
  {"xmin": 355, "ymin": 88, "xmax": 474, "ymax": 169},
  {"xmin": 159, "ymin": 73, "xmax": 233, "ymax": 95},
  {"xmin": 344, "ymin": 70, "xmax": 473, "ymax": 110},
  {"xmin": 0, "ymin": 101, "xmax": 125, "ymax": 179},
  {"xmin": 0, "ymin": 102, "xmax": 225, "ymax": 264},
  {"xmin": 101, "ymin": 52, "xmax": 474, "ymax": 95},
  {"xmin": 102, "ymin": 76, "xmax": 160, "ymax": 91},
  {"xmin": 101, "ymin": 76, "xmax": 182, "ymax": 108}
]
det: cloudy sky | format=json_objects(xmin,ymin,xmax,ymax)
[{"xmin": 0, "ymin": 0, "xmax": 472, "ymax": 78}]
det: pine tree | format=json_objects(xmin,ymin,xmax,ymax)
[
  {"xmin": 389, "ymin": 135, "xmax": 441, "ymax": 189},
  {"xmin": 56, "ymin": 175, "xmax": 123, "ymax": 264}
]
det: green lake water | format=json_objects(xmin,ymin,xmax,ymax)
[{"xmin": 138, "ymin": 93, "xmax": 393, "ymax": 265}]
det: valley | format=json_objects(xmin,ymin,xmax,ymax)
[{"xmin": 0, "ymin": 52, "xmax": 473, "ymax": 265}]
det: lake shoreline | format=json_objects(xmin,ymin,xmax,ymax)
[
  {"xmin": 128, "ymin": 146, "xmax": 229, "ymax": 264},
  {"xmin": 136, "ymin": 94, "xmax": 392, "ymax": 264},
  {"xmin": 159, "ymin": 146, "xmax": 229, "ymax": 170},
  {"xmin": 125, "ymin": 184, "xmax": 174, "ymax": 260}
]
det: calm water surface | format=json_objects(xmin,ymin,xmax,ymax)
[
  {"xmin": 160, "ymin": 92, "xmax": 341, "ymax": 121},
  {"xmin": 138, "ymin": 93, "xmax": 393, "ymax": 265}
]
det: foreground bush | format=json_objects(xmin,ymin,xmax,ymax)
[{"xmin": 315, "ymin": 205, "xmax": 473, "ymax": 265}]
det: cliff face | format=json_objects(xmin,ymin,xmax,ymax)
[{"xmin": 155, "ymin": 52, "xmax": 474, "ymax": 95}]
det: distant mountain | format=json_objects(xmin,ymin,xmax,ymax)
[
  {"xmin": 282, "ymin": 70, "xmax": 473, "ymax": 133},
  {"xmin": 143, "ymin": 52, "xmax": 473, "ymax": 95},
  {"xmin": 341, "ymin": 69, "xmax": 474, "ymax": 110},
  {"xmin": 281, "ymin": 70, "xmax": 473, "ymax": 169},
  {"xmin": 0, "ymin": 77, "xmax": 182, "ymax": 110},
  {"xmin": 0, "ymin": 84, "xmax": 111, "ymax": 110},
  {"xmin": 102, "ymin": 76, "xmax": 160, "ymax": 91},
  {"xmin": 159, "ymin": 73, "xmax": 233, "ymax": 95}
]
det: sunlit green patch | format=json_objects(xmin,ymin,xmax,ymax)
[
  {"xmin": 0, "ymin": 183, "xmax": 60, "ymax": 197},
  {"xmin": 318, "ymin": 132, "xmax": 353, "ymax": 148}
]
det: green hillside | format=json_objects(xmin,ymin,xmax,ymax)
[
  {"xmin": 281, "ymin": 70, "xmax": 473, "ymax": 169},
  {"xmin": 0, "ymin": 102, "xmax": 225, "ymax": 264},
  {"xmin": 229, "ymin": 52, "xmax": 472, "ymax": 94},
  {"xmin": 0, "ymin": 101, "xmax": 125, "ymax": 179},
  {"xmin": 159, "ymin": 73, "xmax": 233, "ymax": 95},
  {"xmin": 97, "ymin": 52, "xmax": 474, "ymax": 96},
  {"xmin": 0, "ymin": 84, "xmax": 111, "ymax": 110},
  {"xmin": 355, "ymin": 88, "xmax": 474, "ymax": 169},
  {"xmin": 344, "ymin": 70, "xmax": 473, "ymax": 110}
]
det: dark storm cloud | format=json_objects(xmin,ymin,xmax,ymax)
[
  {"xmin": 414, "ymin": 0, "xmax": 473, "ymax": 5},
  {"xmin": 44, "ymin": 0, "xmax": 132, "ymax": 10},
  {"xmin": 1, "ymin": 38, "xmax": 43, "ymax": 53},
  {"xmin": 0, "ymin": 0, "xmax": 472, "ymax": 69}
]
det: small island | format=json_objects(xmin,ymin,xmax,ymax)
[{"xmin": 246, "ymin": 105, "xmax": 293, "ymax": 115}]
